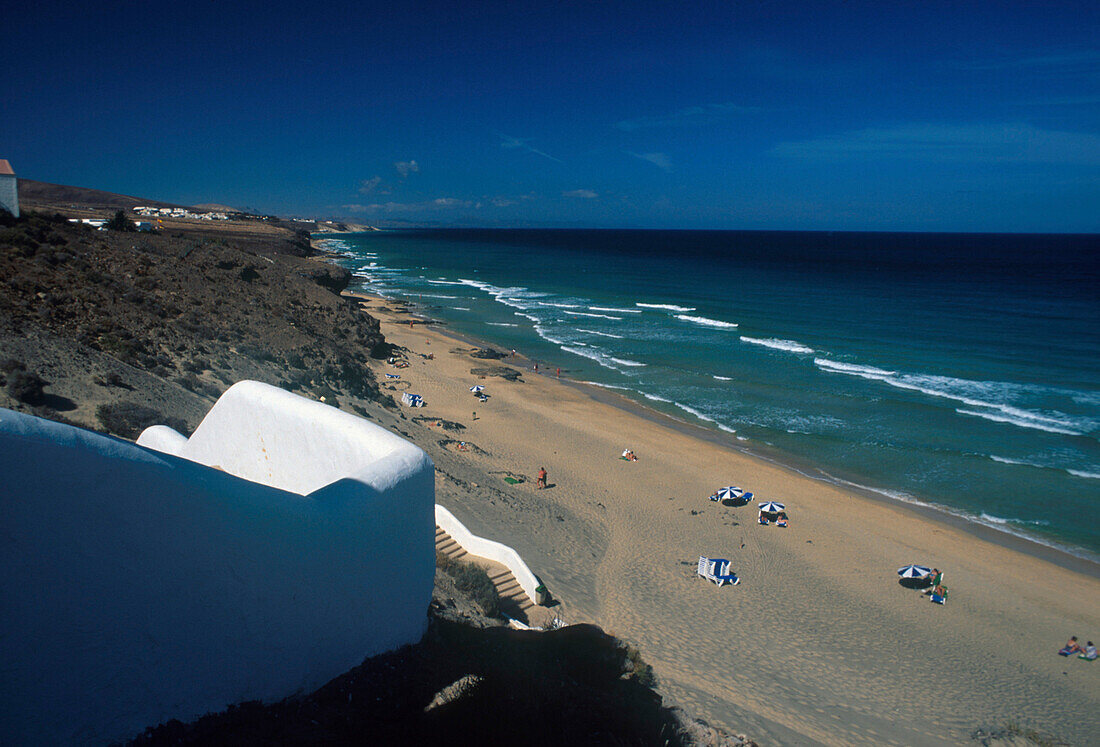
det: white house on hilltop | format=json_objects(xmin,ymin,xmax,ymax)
[
  {"xmin": 0, "ymin": 159, "xmax": 18, "ymax": 218},
  {"xmin": 0, "ymin": 381, "xmax": 435, "ymax": 744}
]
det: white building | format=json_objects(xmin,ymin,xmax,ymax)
[
  {"xmin": 0, "ymin": 159, "xmax": 18, "ymax": 218},
  {"xmin": 0, "ymin": 381, "xmax": 435, "ymax": 744}
]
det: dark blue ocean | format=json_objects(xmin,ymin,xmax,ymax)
[{"xmin": 320, "ymin": 229, "xmax": 1100, "ymax": 558}]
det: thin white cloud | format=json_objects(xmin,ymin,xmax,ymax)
[
  {"xmin": 563, "ymin": 189, "xmax": 598, "ymax": 199},
  {"xmin": 614, "ymin": 103, "xmax": 759, "ymax": 131},
  {"xmin": 358, "ymin": 176, "xmax": 386, "ymax": 195},
  {"xmin": 394, "ymin": 160, "xmax": 419, "ymax": 178},
  {"xmin": 500, "ymin": 134, "xmax": 563, "ymax": 163},
  {"xmin": 773, "ymin": 123, "xmax": 1100, "ymax": 165},
  {"xmin": 626, "ymin": 151, "xmax": 672, "ymax": 172}
]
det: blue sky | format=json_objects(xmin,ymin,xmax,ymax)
[{"xmin": 4, "ymin": 1, "xmax": 1099, "ymax": 231}]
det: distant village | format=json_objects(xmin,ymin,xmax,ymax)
[{"xmin": 132, "ymin": 206, "xmax": 232, "ymax": 221}]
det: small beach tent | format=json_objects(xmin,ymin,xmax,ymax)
[
  {"xmin": 713, "ymin": 486, "xmax": 743, "ymax": 502},
  {"xmin": 758, "ymin": 501, "xmax": 785, "ymax": 514},
  {"xmin": 469, "ymin": 385, "xmax": 485, "ymax": 393}
]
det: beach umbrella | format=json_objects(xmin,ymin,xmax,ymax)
[
  {"xmin": 758, "ymin": 501, "xmax": 785, "ymax": 514},
  {"xmin": 713, "ymin": 486, "xmax": 743, "ymax": 502},
  {"xmin": 469, "ymin": 385, "xmax": 485, "ymax": 393},
  {"xmin": 897, "ymin": 564, "xmax": 932, "ymax": 579}
]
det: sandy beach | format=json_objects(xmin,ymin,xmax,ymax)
[{"xmin": 351, "ymin": 292, "xmax": 1100, "ymax": 745}]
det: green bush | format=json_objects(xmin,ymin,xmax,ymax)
[
  {"xmin": 622, "ymin": 644, "xmax": 656, "ymax": 688},
  {"xmin": 106, "ymin": 210, "xmax": 137, "ymax": 232}
]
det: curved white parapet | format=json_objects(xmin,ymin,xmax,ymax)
[
  {"xmin": 435, "ymin": 503, "xmax": 540, "ymax": 604},
  {"xmin": 1, "ymin": 384, "xmax": 435, "ymax": 745},
  {"xmin": 135, "ymin": 424, "xmax": 189, "ymax": 455},
  {"xmin": 138, "ymin": 380, "xmax": 430, "ymax": 497}
]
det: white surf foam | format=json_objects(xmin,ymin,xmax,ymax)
[
  {"xmin": 712, "ymin": 375, "xmax": 733, "ymax": 381},
  {"xmin": 561, "ymin": 345, "xmax": 619, "ymax": 372},
  {"xmin": 641, "ymin": 392, "xmax": 672, "ymax": 403},
  {"xmin": 537, "ymin": 301, "xmax": 583, "ymax": 309},
  {"xmin": 816, "ymin": 358, "xmax": 1089, "ymax": 436},
  {"xmin": 458, "ymin": 278, "xmax": 548, "ymax": 312},
  {"xmin": 577, "ymin": 328, "xmax": 625, "ymax": 339},
  {"xmin": 635, "ymin": 302, "xmax": 696, "ymax": 312},
  {"xmin": 532, "ymin": 324, "xmax": 565, "ymax": 345},
  {"xmin": 672, "ymin": 401, "xmax": 719, "ymax": 425},
  {"xmin": 414, "ymin": 294, "xmax": 459, "ymax": 300},
  {"xmin": 989, "ymin": 455, "xmax": 1031, "ymax": 466},
  {"xmin": 956, "ymin": 409, "xmax": 1081, "ymax": 436},
  {"xmin": 609, "ymin": 357, "xmax": 646, "ymax": 367},
  {"xmin": 675, "ymin": 314, "xmax": 738, "ymax": 330},
  {"xmin": 740, "ymin": 336, "xmax": 814, "ymax": 354},
  {"xmin": 426, "ymin": 279, "xmax": 464, "ymax": 286},
  {"xmin": 979, "ymin": 513, "xmax": 1051, "ymax": 528},
  {"xmin": 589, "ymin": 306, "xmax": 642, "ymax": 314},
  {"xmin": 814, "ymin": 359, "xmax": 896, "ymax": 379},
  {"xmin": 564, "ymin": 310, "xmax": 622, "ymax": 320},
  {"xmin": 583, "ymin": 381, "xmax": 632, "ymax": 391},
  {"xmin": 1068, "ymin": 469, "xmax": 1100, "ymax": 480},
  {"xmin": 485, "ymin": 322, "xmax": 519, "ymax": 327}
]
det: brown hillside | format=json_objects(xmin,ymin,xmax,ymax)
[{"xmin": 17, "ymin": 179, "xmax": 188, "ymax": 212}]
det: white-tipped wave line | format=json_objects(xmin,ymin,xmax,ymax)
[
  {"xmin": 577, "ymin": 328, "xmax": 625, "ymax": 339},
  {"xmin": 589, "ymin": 306, "xmax": 642, "ymax": 314},
  {"xmin": 675, "ymin": 314, "xmax": 738, "ymax": 329},
  {"xmin": 815, "ymin": 358, "xmax": 1088, "ymax": 436},
  {"xmin": 635, "ymin": 302, "xmax": 696, "ymax": 312},
  {"xmin": 564, "ymin": 310, "xmax": 622, "ymax": 320},
  {"xmin": 956, "ymin": 409, "xmax": 1081, "ymax": 436},
  {"xmin": 740, "ymin": 336, "xmax": 814, "ymax": 354}
]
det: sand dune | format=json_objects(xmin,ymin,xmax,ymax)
[{"xmin": 354, "ymin": 293, "xmax": 1099, "ymax": 745}]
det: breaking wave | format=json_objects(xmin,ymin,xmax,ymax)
[
  {"xmin": 675, "ymin": 314, "xmax": 738, "ymax": 329},
  {"xmin": 740, "ymin": 336, "xmax": 814, "ymax": 354}
]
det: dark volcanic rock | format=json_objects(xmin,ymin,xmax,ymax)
[
  {"xmin": 298, "ymin": 264, "xmax": 351, "ymax": 295},
  {"xmin": 470, "ymin": 347, "xmax": 506, "ymax": 360},
  {"xmin": 470, "ymin": 365, "xmax": 523, "ymax": 382}
]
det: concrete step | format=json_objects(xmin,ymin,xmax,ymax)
[{"xmin": 435, "ymin": 526, "xmax": 537, "ymax": 611}]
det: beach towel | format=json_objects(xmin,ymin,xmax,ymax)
[{"xmin": 504, "ymin": 477, "xmax": 520, "ymax": 484}]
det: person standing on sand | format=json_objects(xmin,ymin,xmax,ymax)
[{"xmin": 537, "ymin": 467, "xmax": 547, "ymax": 489}]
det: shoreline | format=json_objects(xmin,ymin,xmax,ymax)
[
  {"xmin": 343, "ymin": 282, "xmax": 1100, "ymax": 580},
  {"xmin": 338, "ymin": 282, "xmax": 1099, "ymax": 744}
]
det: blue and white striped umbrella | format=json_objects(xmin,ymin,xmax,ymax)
[
  {"xmin": 469, "ymin": 385, "xmax": 485, "ymax": 393},
  {"xmin": 897, "ymin": 564, "xmax": 932, "ymax": 579},
  {"xmin": 758, "ymin": 501, "xmax": 785, "ymax": 514},
  {"xmin": 714, "ymin": 486, "xmax": 743, "ymax": 501}
]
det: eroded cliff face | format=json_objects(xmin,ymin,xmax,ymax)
[{"xmin": 0, "ymin": 212, "xmax": 390, "ymax": 437}]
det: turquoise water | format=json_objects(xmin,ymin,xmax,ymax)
[{"xmin": 320, "ymin": 229, "xmax": 1100, "ymax": 558}]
